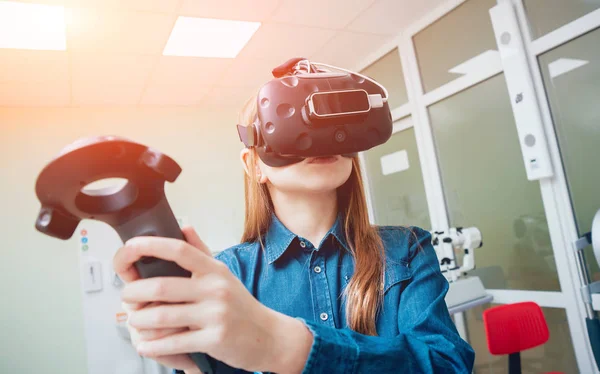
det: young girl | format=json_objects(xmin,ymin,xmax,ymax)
[{"xmin": 113, "ymin": 88, "xmax": 475, "ymax": 373}]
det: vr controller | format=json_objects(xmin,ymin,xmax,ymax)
[
  {"xmin": 33, "ymin": 136, "xmax": 232, "ymax": 374},
  {"xmin": 237, "ymin": 57, "xmax": 394, "ymax": 166}
]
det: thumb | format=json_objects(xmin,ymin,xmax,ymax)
[{"xmin": 181, "ymin": 226, "xmax": 212, "ymax": 256}]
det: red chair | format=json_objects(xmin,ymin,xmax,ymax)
[{"xmin": 482, "ymin": 301, "xmax": 564, "ymax": 374}]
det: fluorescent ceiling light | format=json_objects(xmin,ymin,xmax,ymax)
[
  {"xmin": 548, "ymin": 58, "xmax": 589, "ymax": 79},
  {"xmin": 0, "ymin": 1, "xmax": 66, "ymax": 50},
  {"xmin": 163, "ymin": 17, "xmax": 260, "ymax": 58},
  {"xmin": 448, "ymin": 50, "xmax": 502, "ymax": 76}
]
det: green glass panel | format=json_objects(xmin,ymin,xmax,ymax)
[
  {"xmin": 524, "ymin": 0, "xmax": 600, "ymax": 39},
  {"xmin": 429, "ymin": 74, "xmax": 560, "ymax": 291},
  {"xmin": 363, "ymin": 123, "xmax": 431, "ymax": 229},
  {"xmin": 413, "ymin": 0, "xmax": 498, "ymax": 93},
  {"xmin": 360, "ymin": 48, "xmax": 408, "ymax": 109}
]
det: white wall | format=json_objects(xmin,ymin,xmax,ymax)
[{"xmin": 0, "ymin": 106, "xmax": 247, "ymax": 373}]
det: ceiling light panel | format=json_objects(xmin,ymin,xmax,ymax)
[
  {"xmin": 0, "ymin": 1, "xmax": 66, "ymax": 50},
  {"xmin": 163, "ymin": 17, "xmax": 261, "ymax": 58}
]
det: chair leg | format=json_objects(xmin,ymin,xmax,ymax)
[{"xmin": 508, "ymin": 352, "xmax": 522, "ymax": 374}]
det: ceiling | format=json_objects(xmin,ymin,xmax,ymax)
[{"xmin": 0, "ymin": 0, "xmax": 443, "ymax": 109}]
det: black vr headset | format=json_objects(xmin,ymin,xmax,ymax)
[{"xmin": 236, "ymin": 57, "xmax": 394, "ymax": 167}]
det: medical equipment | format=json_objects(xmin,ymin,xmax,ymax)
[
  {"xmin": 574, "ymin": 208, "xmax": 600, "ymax": 370},
  {"xmin": 431, "ymin": 227, "xmax": 483, "ymax": 283},
  {"xmin": 430, "ymin": 227, "xmax": 491, "ymax": 318},
  {"xmin": 33, "ymin": 136, "xmax": 234, "ymax": 374},
  {"xmin": 237, "ymin": 57, "xmax": 393, "ymax": 167}
]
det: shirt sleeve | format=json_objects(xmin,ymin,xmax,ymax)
[{"xmin": 296, "ymin": 228, "xmax": 475, "ymax": 374}]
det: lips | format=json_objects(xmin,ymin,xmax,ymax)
[{"xmin": 307, "ymin": 155, "xmax": 339, "ymax": 164}]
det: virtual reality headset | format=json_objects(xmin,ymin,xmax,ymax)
[{"xmin": 237, "ymin": 57, "xmax": 393, "ymax": 167}]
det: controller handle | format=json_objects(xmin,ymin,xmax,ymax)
[{"xmin": 34, "ymin": 136, "xmax": 235, "ymax": 374}]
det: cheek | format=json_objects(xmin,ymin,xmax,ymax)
[{"xmin": 335, "ymin": 157, "xmax": 354, "ymax": 182}]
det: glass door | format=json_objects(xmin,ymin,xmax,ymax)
[
  {"xmin": 401, "ymin": 0, "xmax": 600, "ymax": 372},
  {"xmin": 354, "ymin": 0, "xmax": 600, "ymax": 371},
  {"xmin": 536, "ymin": 24, "xmax": 600, "ymax": 281},
  {"xmin": 491, "ymin": 1, "xmax": 600, "ymax": 372},
  {"xmin": 406, "ymin": 1, "xmax": 581, "ymax": 371}
]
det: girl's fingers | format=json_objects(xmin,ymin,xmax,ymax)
[
  {"xmin": 122, "ymin": 301, "xmax": 150, "ymax": 313},
  {"xmin": 137, "ymin": 327, "xmax": 189, "ymax": 341},
  {"xmin": 113, "ymin": 236, "xmax": 216, "ymax": 281},
  {"xmin": 127, "ymin": 300, "xmax": 224, "ymax": 330},
  {"xmin": 121, "ymin": 273, "xmax": 226, "ymax": 305},
  {"xmin": 115, "ymin": 259, "xmax": 141, "ymax": 283},
  {"xmin": 136, "ymin": 327, "xmax": 221, "ymax": 358},
  {"xmin": 121, "ymin": 277, "xmax": 200, "ymax": 304},
  {"xmin": 181, "ymin": 226, "xmax": 212, "ymax": 257}
]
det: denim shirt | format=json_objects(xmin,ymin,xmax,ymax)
[{"xmin": 177, "ymin": 214, "xmax": 474, "ymax": 373}]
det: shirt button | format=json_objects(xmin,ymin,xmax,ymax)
[
  {"xmin": 320, "ymin": 312, "xmax": 328, "ymax": 321},
  {"xmin": 314, "ymin": 266, "xmax": 322, "ymax": 273},
  {"xmin": 299, "ymin": 241, "xmax": 306, "ymax": 248}
]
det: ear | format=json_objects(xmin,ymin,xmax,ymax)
[
  {"xmin": 240, "ymin": 148, "xmax": 269, "ymax": 184},
  {"xmin": 256, "ymin": 166, "xmax": 268, "ymax": 184},
  {"xmin": 240, "ymin": 148, "xmax": 252, "ymax": 176}
]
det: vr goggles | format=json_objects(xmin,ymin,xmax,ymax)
[{"xmin": 237, "ymin": 57, "xmax": 393, "ymax": 167}]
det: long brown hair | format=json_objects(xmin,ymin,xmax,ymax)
[{"xmin": 238, "ymin": 95, "xmax": 386, "ymax": 336}]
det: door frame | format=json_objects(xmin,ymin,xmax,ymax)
[
  {"xmin": 352, "ymin": 0, "xmax": 600, "ymax": 372},
  {"xmin": 510, "ymin": 2, "xmax": 600, "ymax": 373}
]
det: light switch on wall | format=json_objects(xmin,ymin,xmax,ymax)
[{"xmin": 83, "ymin": 260, "xmax": 103, "ymax": 293}]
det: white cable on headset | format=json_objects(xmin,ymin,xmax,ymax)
[{"xmin": 308, "ymin": 61, "xmax": 389, "ymax": 103}]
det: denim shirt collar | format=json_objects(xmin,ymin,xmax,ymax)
[{"xmin": 264, "ymin": 212, "xmax": 349, "ymax": 264}]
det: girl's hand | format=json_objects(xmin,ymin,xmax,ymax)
[
  {"xmin": 112, "ymin": 227, "xmax": 313, "ymax": 373},
  {"xmin": 115, "ymin": 227, "xmax": 209, "ymax": 372},
  {"xmin": 122, "ymin": 300, "xmax": 195, "ymax": 370}
]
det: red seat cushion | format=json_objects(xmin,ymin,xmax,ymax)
[{"xmin": 483, "ymin": 301, "xmax": 550, "ymax": 355}]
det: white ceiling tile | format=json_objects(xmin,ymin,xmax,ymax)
[
  {"xmin": 268, "ymin": 0, "xmax": 376, "ymax": 29},
  {"xmin": 309, "ymin": 31, "xmax": 392, "ymax": 70},
  {"xmin": 71, "ymin": 54, "xmax": 153, "ymax": 106},
  {"xmin": 179, "ymin": 0, "xmax": 280, "ymax": 21},
  {"xmin": 201, "ymin": 85, "xmax": 257, "ymax": 110},
  {"xmin": 218, "ymin": 56, "xmax": 276, "ymax": 89},
  {"xmin": 150, "ymin": 56, "xmax": 234, "ymax": 86},
  {"xmin": 0, "ymin": 81, "xmax": 70, "ymax": 107},
  {"xmin": 15, "ymin": 0, "xmax": 181, "ymax": 13},
  {"xmin": 72, "ymin": 82, "xmax": 145, "ymax": 106},
  {"xmin": 0, "ymin": 50, "xmax": 68, "ymax": 83},
  {"xmin": 140, "ymin": 82, "xmax": 212, "ymax": 106},
  {"xmin": 235, "ymin": 23, "xmax": 336, "ymax": 66},
  {"xmin": 71, "ymin": 53, "xmax": 155, "ymax": 86},
  {"xmin": 346, "ymin": 0, "xmax": 444, "ymax": 35},
  {"xmin": 65, "ymin": 8, "xmax": 175, "ymax": 54}
]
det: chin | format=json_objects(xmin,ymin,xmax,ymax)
[
  {"xmin": 266, "ymin": 156, "xmax": 353, "ymax": 194},
  {"xmin": 296, "ymin": 162, "xmax": 353, "ymax": 192},
  {"xmin": 300, "ymin": 180, "xmax": 347, "ymax": 194}
]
